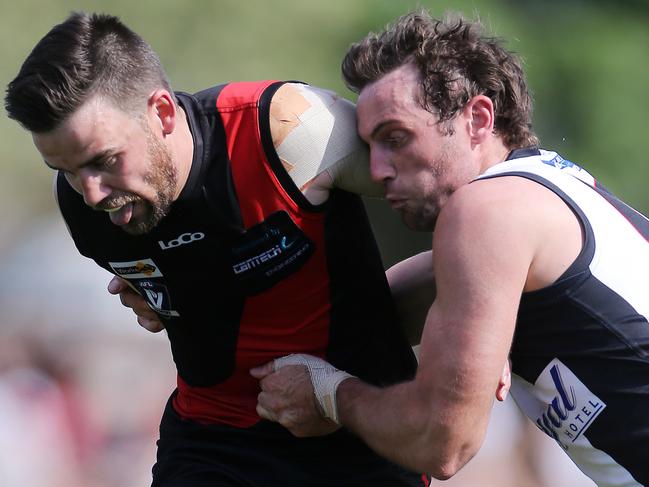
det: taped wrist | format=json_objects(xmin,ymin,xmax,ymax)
[{"xmin": 273, "ymin": 354, "xmax": 354, "ymax": 424}]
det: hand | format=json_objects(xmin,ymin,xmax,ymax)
[
  {"xmin": 250, "ymin": 359, "xmax": 341, "ymax": 437},
  {"xmin": 107, "ymin": 276, "xmax": 165, "ymax": 332},
  {"xmin": 495, "ymin": 358, "xmax": 512, "ymax": 402}
]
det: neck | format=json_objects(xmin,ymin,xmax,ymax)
[
  {"xmin": 170, "ymin": 106, "xmax": 194, "ymax": 201},
  {"xmin": 478, "ymin": 138, "xmax": 511, "ymax": 175}
]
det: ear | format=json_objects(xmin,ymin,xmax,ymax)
[
  {"xmin": 465, "ymin": 95, "xmax": 495, "ymax": 145},
  {"xmin": 147, "ymin": 89, "xmax": 177, "ymax": 137}
]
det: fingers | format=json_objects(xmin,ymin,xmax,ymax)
[
  {"xmin": 137, "ymin": 315, "xmax": 165, "ymax": 333},
  {"xmin": 256, "ymin": 403, "xmax": 275, "ymax": 422},
  {"xmin": 256, "ymin": 391, "xmax": 279, "ymax": 422},
  {"xmin": 250, "ymin": 360, "xmax": 276, "ymax": 379},
  {"xmin": 495, "ymin": 358, "xmax": 512, "ymax": 402},
  {"xmin": 108, "ymin": 275, "xmax": 165, "ymax": 333},
  {"xmin": 256, "ymin": 388, "xmax": 340, "ymax": 437},
  {"xmin": 107, "ymin": 275, "xmax": 129, "ymax": 295},
  {"xmin": 118, "ymin": 291, "xmax": 157, "ymax": 317},
  {"xmin": 250, "ymin": 356, "xmax": 313, "ymax": 379}
]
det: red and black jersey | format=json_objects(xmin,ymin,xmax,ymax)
[{"xmin": 56, "ymin": 81, "xmax": 417, "ymax": 427}]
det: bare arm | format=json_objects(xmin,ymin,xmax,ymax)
[
  {"xmin": 333, "ymin": 178, "xmax": 553, "ymax": 478},
  {"xmin": 253, "ymin": 179, "xmax": 534, "ymax": 477},
  {"xmin": 386, "ymin": 251, "xmax": 435, "ymax": 345}
]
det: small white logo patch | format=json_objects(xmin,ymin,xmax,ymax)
[{"xmin": 109, "ymin": 258, "xmax": 163, "ymax": 279}]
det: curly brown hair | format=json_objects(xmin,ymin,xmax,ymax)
[{"xmin": 342, "ymin": 11, "xmax": 538, "ymax": 148}]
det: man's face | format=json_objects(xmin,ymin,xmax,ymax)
[
  {"xmin": 357, "ymin": 63, "xmax": 477, "ymax": 231},
  {"xmin": 33, "ymin": 95, "xmax": 177, "ymax": 235}
]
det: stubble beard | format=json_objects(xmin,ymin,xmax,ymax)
[
  {"xmin": 403, "ymin": 136, "xmax": 463, "ymax": 232},
  {"xmin": 401, "ymin": 202, "xmax": 439, "ymax": 232},
  {"xmin": 121, "ymin": 129, "xmax": 178, "ymax": 236}
]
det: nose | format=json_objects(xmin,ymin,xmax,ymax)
[
  {"xmin": 369, "ymin": 146, "xmax": 396, "ymax": 184},
  {"xmin": 76, "ymin": 170, "xmax": 112, "ymax": 207}
]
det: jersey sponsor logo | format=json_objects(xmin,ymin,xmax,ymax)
[
  {"xmin": 542, "ymin": 154, "xmax": 575, "ymax": 170},
  {"xmin": 232, "ymin": 227, "xmax": 307, "ymax": 275},
  {"xmin": 230, "ymin": 210, "xmax": 315, "ymax": 295},
  {"xmin": 137, "ymin": 280, "xmax": 180, "ymax": 318},
  {"xmin": 280, "ymin": 235, "xmax": 298, "ymax": 250},
  {"xmin": 109, "ymin": 258, "xmax": 163, "ymax": 279},
  {"xmin": 232, "ymin": 242, "xmax": 305, "ymax": 274},
  {"xmin": 532, "ymin": 358, "xmax": 606, "ymax": 450},
  {"xmin": 158, "ymin": 231, "xmax": 205, "ymax": 250}
]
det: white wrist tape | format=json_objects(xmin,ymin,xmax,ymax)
[{"xmin": 273, "ymin": 354, "xmax": 354, "ymax": 424}]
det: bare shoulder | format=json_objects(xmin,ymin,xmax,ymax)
[
  {"xmin": 433, "ymin": 177, "xmax": 546, "ymax": 283},
  {"xmin": 440, "ymin": 175, "xmax": 559, "ymax": 232},
  {"xmin": 436, "ymin": 175, "xmax": 582, "ymax": 292}
]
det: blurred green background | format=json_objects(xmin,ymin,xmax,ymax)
[{"xmin": 1, "ymin": 0, "xmax": 648, "ymax": 265}]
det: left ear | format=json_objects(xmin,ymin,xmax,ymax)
[
  {"xmin": 465, "ymin": 95, "xmax": 495, "ymax": 145},
  {"xmin": 147, "ymin": 89, "xmax": 177, "ymax": 136}
]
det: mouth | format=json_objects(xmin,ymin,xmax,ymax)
[
  {"xmin": 104, "ymin": 202, "xmax": 135, "ymax": 226},
  {"xmin": 386, "ymin": 196, "xmax": 407, "ymax": 210}
]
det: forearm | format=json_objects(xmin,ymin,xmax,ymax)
[
  {"xmin": 336, "ymin": 377, "xmax": 482, "ymax": 479},
  {"xmin": 387, "ymin": 251, "xmax": 436, "ymax": 345}
]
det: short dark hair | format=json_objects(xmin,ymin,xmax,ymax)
[
  {"xmin": 342, "ymin": 11, "xmax": 539, "ymax": 148},
  {"xmin": 5, "ymin": 12, "xmax": 173, "ymax": 133}
]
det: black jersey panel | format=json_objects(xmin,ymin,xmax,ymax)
[
  {"xmin": 177, "ymin": 89, "xmax": 244, "ymax": 234},
  {"xmin": 323, "ymin": 189, "xmax": 417, "ymax": 385},
  {"xmin": 513, "ymin": 273, "xmax": 649, "ymax": 372},
  {"xmin": 56, "ymin": 172, "xmax": 90, "ymax": 256},
  {"xmin": 568, "ymin": 276, "xmax": 649, "ymax": 485},
  {"xmin": 57, "ymin": 172, "xmax": 247, "ymax": 386},
  {"xmin": 568, "ymin": 276, "xmax": 649, "ymax": 361}
]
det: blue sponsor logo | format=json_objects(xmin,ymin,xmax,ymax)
[
  {"xmin": 280, "ymin": 235, "xmax": 298, "ymax": 250},
  {"xmin": 535, "ymin": 364, "xmax": 604, "ymax": 450},
  {"xmin": 542, "ymin": 155, "xmax": 580, "ymax": 171}
]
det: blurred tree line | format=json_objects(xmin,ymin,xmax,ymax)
[{"xmin": 1, "ymin": 0, "xmax": 647, "ymax": 265}]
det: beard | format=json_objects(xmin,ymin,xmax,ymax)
[
  {"xmin": 102, "ymin": 128, "xmax": 178, "ymax": 236},
  {"xmin": 400, "ymin": 203, "xmax": 439, "ymax": 232}
]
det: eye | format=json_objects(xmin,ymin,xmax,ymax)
[
  {"xmin": 383, "ymin": 130, "xmax": 408, "ymax": 149},
  {"xmin": 94, "ymin": 156, "xmax": 117, "ymax": 171}
]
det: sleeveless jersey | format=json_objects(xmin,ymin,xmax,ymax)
[
  {"xmin": 56, "ymin": 81, "xmax": 417, "ymax": 428},
  {"xmin": 477, "ymin": 148, "xmax": 649, "ymax": 486}
]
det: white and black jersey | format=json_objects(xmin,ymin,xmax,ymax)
[{"xmin": 478, "ymin": 148, "xmax": 649, "ymax": 486}]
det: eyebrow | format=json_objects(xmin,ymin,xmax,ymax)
[{"xmin": 44, "ymin": 149, "xmax": 115, "ymax": 172}]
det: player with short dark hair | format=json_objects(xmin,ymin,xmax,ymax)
[{"xmin": 6, "ymin": 11, "xmax": 434, "ymax": 486}]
